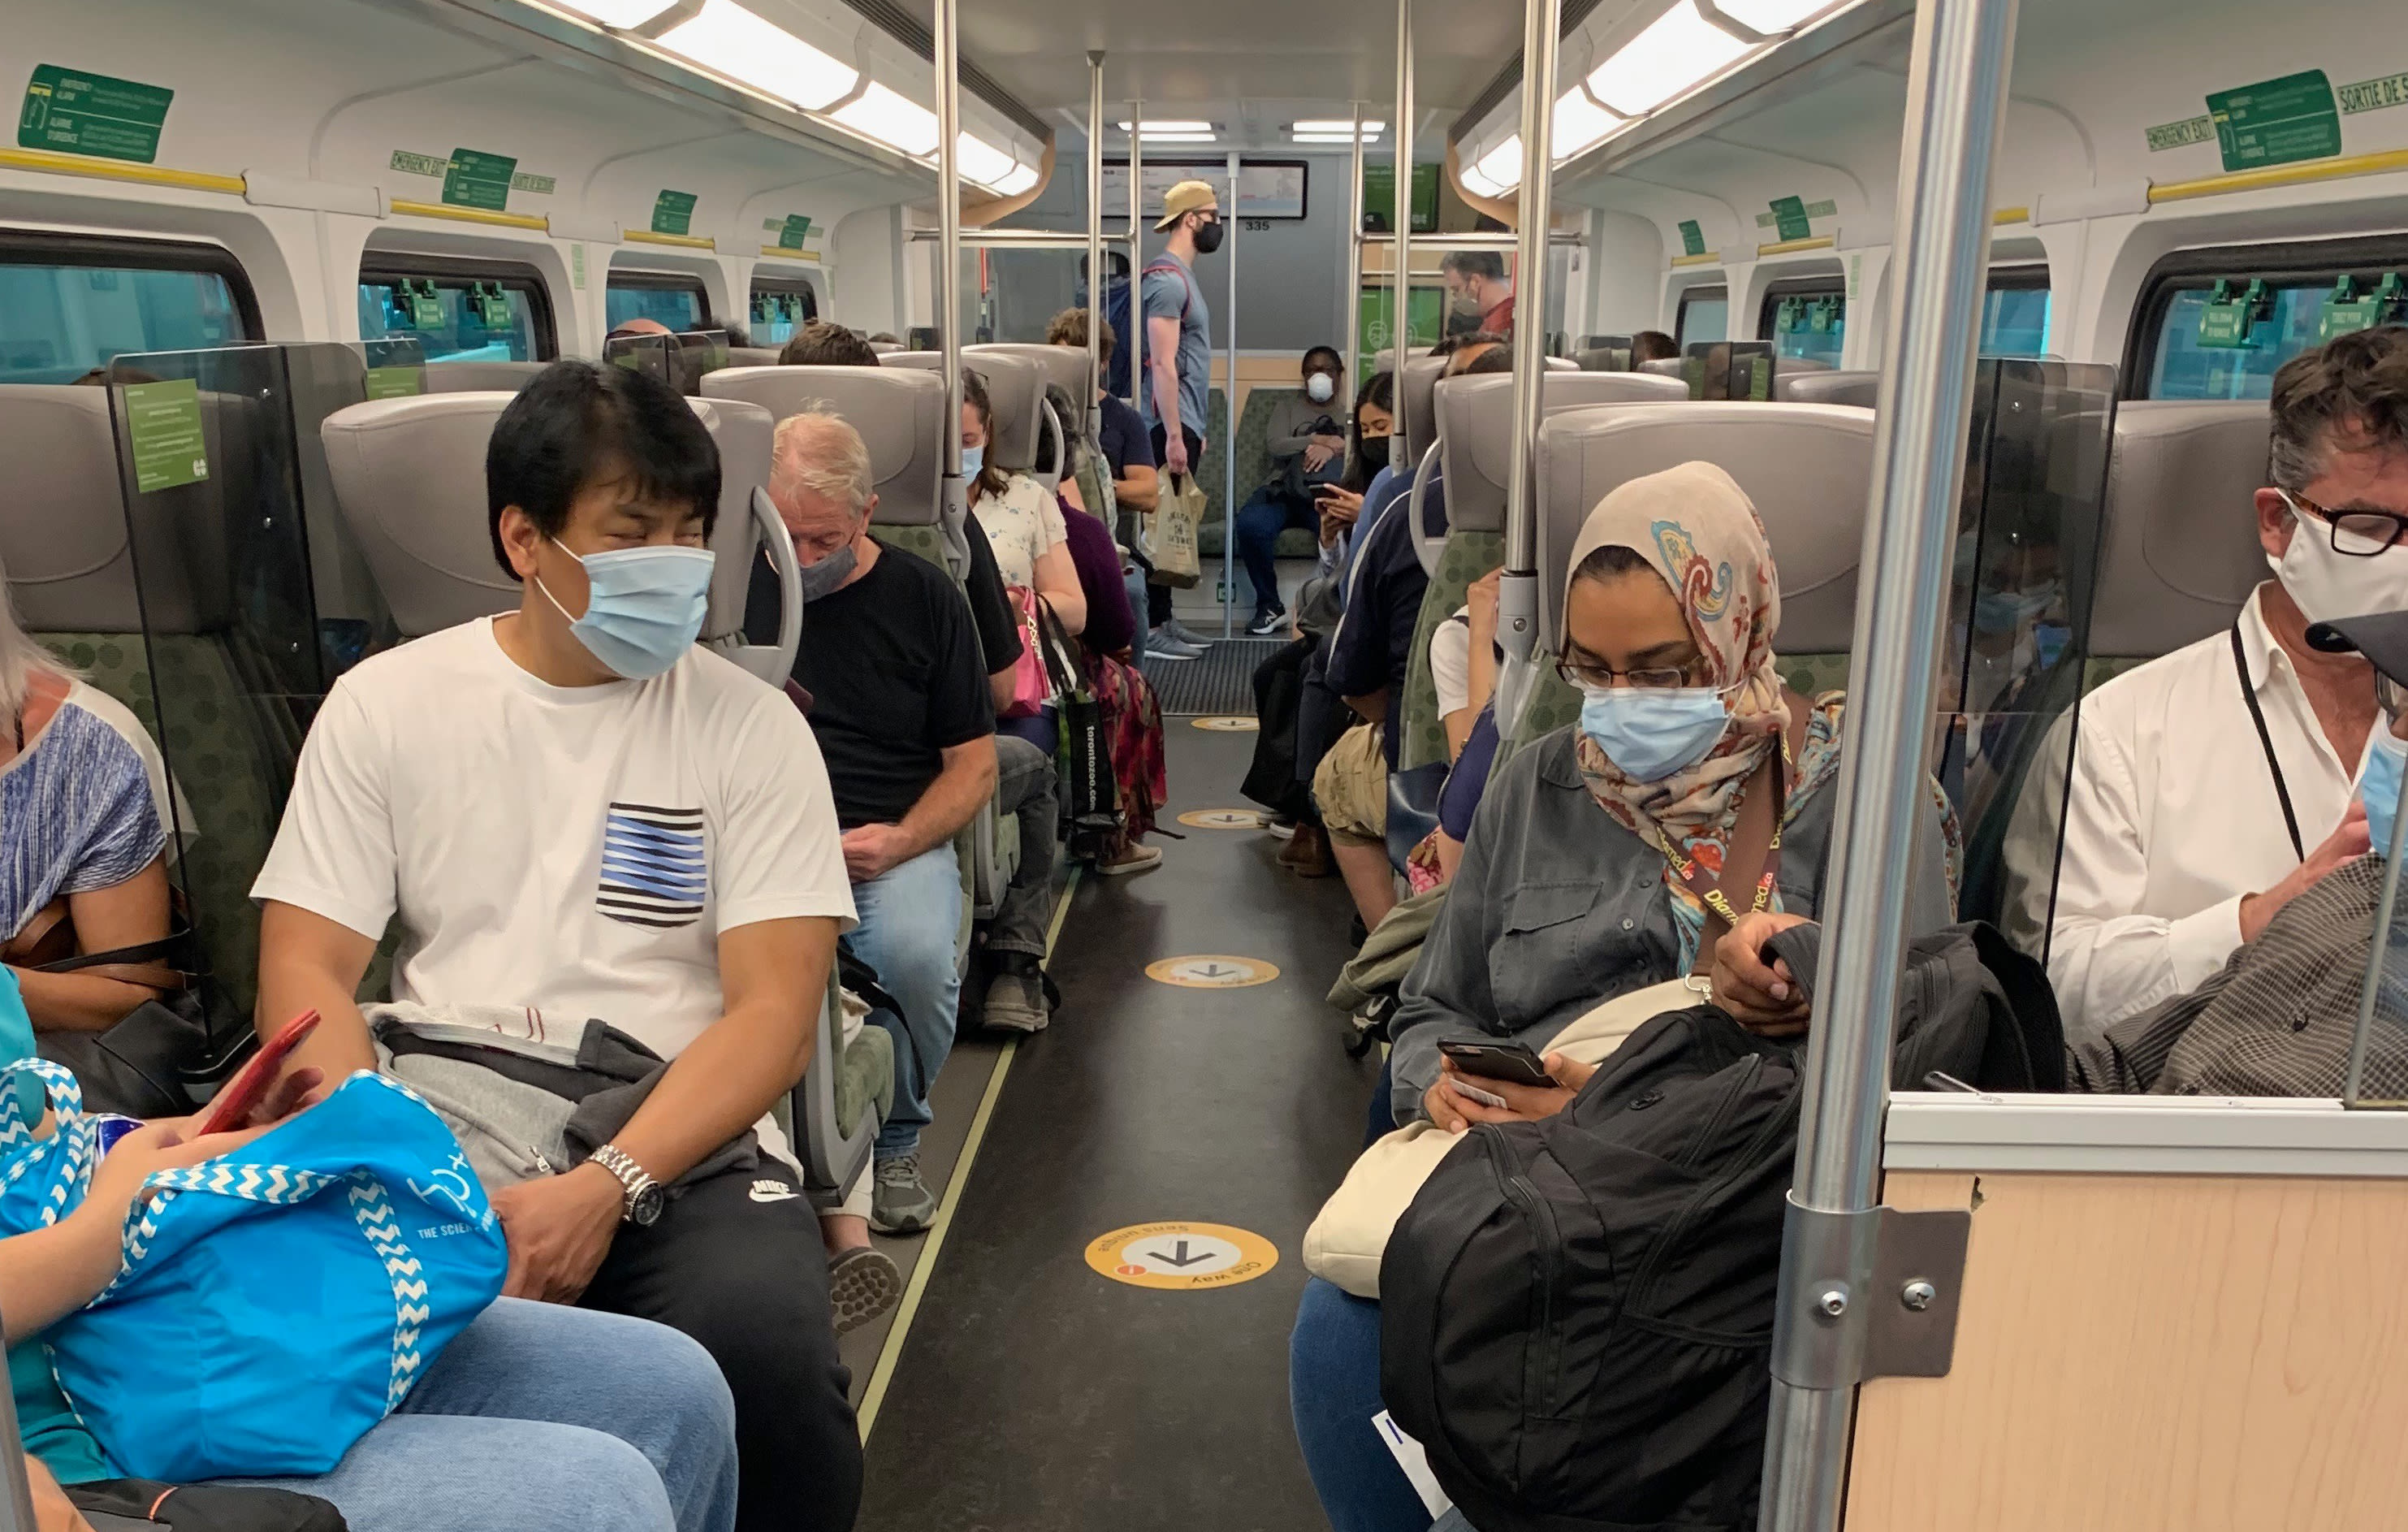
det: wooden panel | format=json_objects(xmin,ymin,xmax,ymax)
[{"xmin": 1846, "ymin": 1170, "xmax": 2408, "ymax": 1532}]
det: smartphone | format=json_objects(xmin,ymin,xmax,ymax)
[
  {"xmin": 1438, "ymin": 1040, "xmax": 1559, "ymax": 1089},
  {"xmin": 197, "ymin": 1009, "xmax": 321, "ymax": 1136}
]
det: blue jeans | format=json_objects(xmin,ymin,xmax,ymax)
[
  {"xmin": 1236, "ymin": 483, "xmax": 1316, "ymax": 612},
  {"xmin": 1290, "ymin": 1278, "xmax": 1433, "ymax": 1532},
  {"xmin": 844, "ymin": 842, "xmax": 965, "ymax": 1158},
  {"xmin": 237, "ymin": 1298, "xmax": 737, "ymax": 1532}
]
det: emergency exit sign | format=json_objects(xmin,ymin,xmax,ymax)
[{"xmin": 18, "ymin": 65, "xmax": 172, "ymax": 163}]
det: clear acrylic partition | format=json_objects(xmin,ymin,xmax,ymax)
[
  {"xmin": 2349, "ymin": 790, "xmax": 2408, "ymax": 1107},
  {"xmin": 671, "ymin": 328, "xmax": 730, "ymax": 396},
  {"xmin": 1930, "ymin": 357, "xmax": 2119, "ymax": 944},
  {"xmin": 603, "ymin": 331, "xmax": 676, "ymax": 387},
  {"xmin": 1681, "ymin": 340, "xmax": 1778, "ymax": 400}
]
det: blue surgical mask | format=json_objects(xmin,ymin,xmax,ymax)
[
  {"xmin": 961, "ymin": 444, "xmax": 984, "ymax": 477},
  {"xmin": 536, "ymin": 541, "xmax": 715, "ymax": 680},
  {"xmin": 1975, "ymin": 586, "xmax": 2054, "ymax": 632},
  {"xmin": 2363, "ymin": 725, "xmax": 2408, "ymax": 855},
  {"xmin": 1578, "ymin": 684, "xmax": 1731, "ymax": 784}
]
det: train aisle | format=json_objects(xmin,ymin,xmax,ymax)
[{"xmin": 858, "ymin": 716, "xmax": 1376, "ymax": 1530}]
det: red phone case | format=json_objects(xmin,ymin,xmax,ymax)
[{"xmin": 198, "ymin": 1009, "xmax": 320, "ymax": 1135}]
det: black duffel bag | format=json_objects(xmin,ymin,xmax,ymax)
[
  {"xmin": 1380, "ymin": 921, "xmax": 2060, "ymax": 1532},
  {"xmin": 17, "ymin": 898, "xmax": 255, "ymax": 1119},
  {"xmin": 68, "ymin": 1478, "xmax": 345, "ymax": 1532}
]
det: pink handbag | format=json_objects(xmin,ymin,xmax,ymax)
[{"xmin": 1002, "ymin": 585, "xmax": 1053, "ymax": 718}]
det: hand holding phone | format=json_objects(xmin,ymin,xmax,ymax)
[
  {"xmin": 1438, "ymin": 1039, "xmax": 1560, "ymax": 1090},
  {"xmin": 197, "ymin": 1009, "xmax": 321, "ymax": 1136}
]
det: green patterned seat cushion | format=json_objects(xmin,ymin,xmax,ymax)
[
  {"xmin": 837, "ymin": 1022, "xmax": 894, "ymax": 1140},
  {"xmin": 1399, "ymin": 530, "xmax": 1505, "ymax": 771},
  {"xmin": 1197, "ymin": 387, "xmax": 1324, "ymax": 560},
  {"xmin": 871, "ymin": 523, "xmax": 949, "ymax": 569},
  {"xmin": 1186, "ymin": 389, "xmax": 1234, "ymax": 528},
  {"xmin": 2085, "ymin": 655, "xmax": 2148, "ymax": 691},
  {"xmin": 1778, "ymin": 654, "xmax": 1852, "ymax": 700}
]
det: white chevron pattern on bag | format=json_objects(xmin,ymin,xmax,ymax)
[{"xmin": 348, "ymin": 1174, "xmax": 428, "ymax": 1407}]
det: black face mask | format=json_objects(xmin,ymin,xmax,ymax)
[{"xmin": 1191, "ymin": 217, "xmax": 1226, "ymax": 255}]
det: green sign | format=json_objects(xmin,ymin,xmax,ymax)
[
  {"xmin": 1360, "ymin": 162, "xmax": 1440, "ymax": 235},
  {"xmin": 768, "ymin": 214, "xmax": 812, "ymax": 251},
  {"xmin": 469, "ymin": 281, "xmax": 512, "ymax": 328},
  {"xmin": 1356, "ymin": 284, "xmax": 1440, "ymax": 380},
  {"xmin": 1768, "ymin": 196, "xmax": 1812, "ymax": 242},
  {"xmin": 1678, "ymin": 219, "xmax": 1706, "ymax": 257},
  {"xmin": 1755, "ymin": 198, "xmax": 1836, "ymax": 228},
  {"xmin": 440, "ymin": 148, "xmax": 517, "ymax": 211},
  {"xmin": 2206, "ymin": 71, "xmax": 2342, "ymax": 173},
  {"xmin": 122, "ymin": 379, "xmax": 208, "ymax": 494},
  {"xmin": 2339, "ymin": 71, "xmax": 2408, "ymax": 115},
  {"xmin": 364, "ymin": 366, "xmax": 424, "ymax": 401},
  {"xmin": 2197, "ymin": 279, "xmax": 2270, "ymax": 349},
  {"xmin": 1746, "ymin": 356, "xmax": 1773, "ymax": 402},
  {"xmin": 389, "ymin": 149, "xmax": 447, "ymax": 177},
  {"xmin": 2145, "ymin": 115, "xmax": 2215, "ymax": 152},
  {"xmin": 18, "ymin": 65, "xmax": 173, "ymax": 163},
  {"xmin": 571, "ymin": 244, "xmax": 587, "ymax": 290},
  {"xmin": 2319, "ymin": 274, "xmax": 2406, "ymax": 341},
  {"xmin": 651, "ymin": 189, "xmax": 699, "ymax": 237}
]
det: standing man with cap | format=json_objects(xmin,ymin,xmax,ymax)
[{"xmin": 1141, "ymin": 178, "xmax": 1222, "ymax": 655}]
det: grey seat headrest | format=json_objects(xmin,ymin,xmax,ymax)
[
  {"xmin": 2090, "ymin": 400, "xmax": 2272, "ymax": 660},
  {"xmin": 1776, "ymin": 370, "xmax": 1880, "ymax": 408},
  {"xmin": 0, "ymin": 384, "xmax": 231, "ymax": 634},
  {"xmin": 425, "ymin": 361, "xmax": 546, "ymax": 394},
  {"xmin": 1638, "ymin": 357, "xmax": 1685, "ymax": 378},
  {"xmin": 1435, "ymin": 371, "xmax": 1691, "ymax": 535},
  {"xmin": 1399, "ymin": 354, "xmax": 1449, "ymax": 470},
  {"xmin": 321, "ymin": 392, "xmax": 775, "ymax": 644},
  {"xmin": 968, "ymin": 344, "xmax": 1095, "ymax": 421},
  {"xmin": 726, "ymin": 347, "xmax": 783, "ymax": 368},
  {"xmin": 882, "ymin": 350, "xmax": 1044, "ymax": 474},
  {"xmin": 1537, "ymin": 402, "xmax": 1878, "ymax": 657},
  {"xmin": 703, "ymin": 365, "xmax": 945, "ymax": 528}
]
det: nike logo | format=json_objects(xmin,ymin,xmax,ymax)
[{"xmin": 749, "ymin": 1180, "xmax": 801, "ymax": 1203}]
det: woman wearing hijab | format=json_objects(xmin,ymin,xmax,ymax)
[{"xmin": 1386, "ymin": 460, "xmax": 1960, "ymax": 1130}]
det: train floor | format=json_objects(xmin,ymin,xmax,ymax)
[{"xmin": 849, "ymin": 714, "xmax": 1375, "ymax": 1530}]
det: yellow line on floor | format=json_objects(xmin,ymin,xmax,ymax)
[{"xmin": 855, "ymin": 864, "xmax": 1083, "ymax": 1443}]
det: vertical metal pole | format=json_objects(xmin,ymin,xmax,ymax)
[
  {"xmin": 1390, "ymin": 0, "xmax": 1413, "ymax": 472},
  {"xmin": 1127, "ymin": 100, "xmax": 1144, "ymax": 413},
  {"xmin": 1757, "ymin": 1, "xmax": 2021, "ymax": 1528},
  {"xmin": 1087, "ymin": 51, "xmax": 1107, "ymax": 439},
  {"xmin": 1493, "ymin": 0, "xmax": 1559, "ymax": 727},
  {"xmin": 1346, "ymin": 102, "xmax": 1366, "ymax": 392},
  {"xmin": 1221, "ymin": 148, "xmax": 1240, "ymax": 638},
  {"xmin": 933, "ymin": 0, "xmax": 968, "ymax": 578},
  {"xmin": 0, "ymin": 1367, "xmax": 37, "ymax": 1532}
]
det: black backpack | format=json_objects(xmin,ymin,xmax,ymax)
[{"xmin": 1379, "ymin": 922, "xmax": 2060, "ymax": 1532}]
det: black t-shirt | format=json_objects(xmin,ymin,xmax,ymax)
[
  {"xmin": 961, "ymin": 515, "xmax": 1022, "ymax": 676},
  {"xmin": 746, "ymin": 544, "xmax": 993, "ymax": 829},
  {"xmin": 1097, "ymin": 394, "xmax": 1156, "ymax": 478}
]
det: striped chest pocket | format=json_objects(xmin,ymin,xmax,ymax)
[{"xmin": 597, "ymin": 803, "xmax": 708, "ymax": 928}]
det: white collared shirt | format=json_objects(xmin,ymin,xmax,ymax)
[{"xmin": 2012, "ymin": 585, "xmax": 2367, "ymax": 1044}]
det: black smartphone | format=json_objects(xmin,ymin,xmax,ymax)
[{"xmin": 1438, "ymin": 1040, "xmax": 1558, "ymax": 1089}]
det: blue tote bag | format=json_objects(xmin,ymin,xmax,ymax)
[{"xmin": 12, "ymin": 1064, "xmax": 509, "ymax": 1481}]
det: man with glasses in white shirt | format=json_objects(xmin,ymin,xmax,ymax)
[{"xmin": 2029, "ymin": 326, "xmax": 2408, "ymax": 1044}]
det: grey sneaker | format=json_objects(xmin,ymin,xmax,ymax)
[
  {"xmin": 1161, "ymin": 619, "xmax": 1213, "ymax": 647},
  {"xmin": 1144, "ymin": 634, "xmax": 1204, "ymax": 661},
  {"xmin": 828, "ymin": 1245, "xmax": 903, "ymax": 1334},
  {"xmin": 983, "ymin": 955, "xmax": 1049, "ymax": 1033},
  {"xmin": 871, "ymin": 1153, "xmax": 939, "ymax": 1235}
]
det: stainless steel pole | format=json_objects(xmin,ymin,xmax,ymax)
[
  {"xmin": 1127, "ymin": 100, "xmax": 1143, "ymax": 413},
  {"xmin": 1390, "ymin": 0, "xmax": 1413, "ymax": 472},
  {"xmin": 0, "ymin": 1370, "xmax": 35, "ymax": 1532},
  {"xmin": 1346, "ymin": 101, "xmax": 1365, "ymax": 392},
  {"xmin": 1494, "ymin": 0, "xmax": 1559, "ymax": 724},
  {"xmin": 933, "ymin": 0, "xmax": 968, "ymax": 578},
  {"xmin": 1087, "ymin": 50, "xmax": 1106, "ymax": 440},
  {"xmin": 1222, "ymin": 147, "xmax": 1239, "ymax": 638},
  {"xmin": 1757, "ymin": 0, "xmax": 2021, "ymax": 1527}
]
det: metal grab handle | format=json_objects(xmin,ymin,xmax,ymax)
[
  {"xmin": 1410, "ymin": 440, "xmax": 1446, "ymax": 578},
  {"xmin": 751, "ymin": 485, "xmax": 803, "ymax": 684}
]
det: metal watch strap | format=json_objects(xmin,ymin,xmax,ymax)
[{"xmin": 589, "ymin": 1143, "xmax": 657, "ymax": 1220}]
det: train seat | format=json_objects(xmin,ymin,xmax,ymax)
[
  {"xmin": 1776, "ymin": 370, "xmax": 1882, "ymax": 408},
  {"xmin": 725, "ymin": 346, "xmax": 784, "ymax": 368},
  {"xmin": 968, "ymin": 343, "xmax": 1096, "ymax": 485},
  {"xmin": 424, "ymin": 361, "xmax": 546, "ymax": 393},
  {"xmin": 2086, "ymin": 400, "xmax": 2271, "ymax": 682},
  {"xmin": 1200, "ymin": 383, "xmax": 1318, "ymax": 562}
]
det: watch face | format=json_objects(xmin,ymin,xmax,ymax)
[{"xmin": 629, "ymin": 1183, "xmax": 666, "ymax": 1227}]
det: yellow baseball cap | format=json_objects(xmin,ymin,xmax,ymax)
[{"xmin": 1154, "ymin": 179, "xmax": 1220, "ymax": 232}]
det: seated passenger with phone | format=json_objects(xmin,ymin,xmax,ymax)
[{"xmin": 247, "ymin": 361, "xmax": 863, "ymax": 1532}]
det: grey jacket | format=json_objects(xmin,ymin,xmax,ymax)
[
  {"xmin": 1390, "ymin": 727, "xmax": 1957, "ymax": 1122},
  {"xmin": 1261, "ymin": 394, "xmax": 1344, "ymax": 465}
]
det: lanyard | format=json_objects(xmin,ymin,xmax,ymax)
[
  {"xmin": 1656, "ymin": 738, "xmax": 1792, "ymax": 928},
  {"xmin": 2230, "ymin": 623, "xmax": 2306, "ymax": 863}
]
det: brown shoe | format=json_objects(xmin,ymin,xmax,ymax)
[{"xmin": 1279, "ymin": 822, "xmax": 1335, "ymax": 877}]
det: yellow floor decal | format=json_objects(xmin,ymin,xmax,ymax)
[
  {"xmin": 1176, "ymin": 807, "xmax": 1266, "ymax": 830},
  {"xmin": 1085, "ymin": 1221, "xmax": 1281, "ymax": 1291},
  {"xmin": 1145, "ymin": 954, "xmax": 1279, "ymax": 988},
  {"xmin": 1189, "ymin": 715, "xmax": 1260, "ymax": 732}
]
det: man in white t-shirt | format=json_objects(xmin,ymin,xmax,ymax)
[{"xmin": 250, "ymin": 361, "xmax": 862, "ymax": 1532}]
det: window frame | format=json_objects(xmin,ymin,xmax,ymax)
[
  {"xmin": 1674, "ymin": 283, "xmax": 1729, "ymax": 348},
  {"xmin": 1757, "ymin": 275, "xmax": 1846, "ymax": 343},
  {"xmin": 357, "ymin": 251, "xmax": 559, "ymax": 361},
  {"xmin": 748, "ymin": 273, "xmax": 819, "ymax": 335},
  {"xmin": 2122, "ymin": 232, "xmax": 2408, "ymax": 400},
  {"xmin": 606, "ymin": 268, "xmax": 714, "ymax": 331},
  {"xmin": 0, "ymin": 227, "xmax": 264, "ymax": 359}
]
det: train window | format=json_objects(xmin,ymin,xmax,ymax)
[
  {"xmin": 1675, "ymin": 286, "xmax": 1727, "ymax": 348},
  {"xmin": 607, "ymin": 271, "xmax": 711, "ymax": 332},
  {"xmin": 2129, "ymin": 235, "xmax": 2408, "ymax": 400},
  {"xmin": 750, "ymin": 277, "xmax": 819, "ymax": 347},
  {"xmin": 1980, "ymin": 270, "xmax": 2051, "ymax": 357},
  {"xmin": 0, "ymin": 232, "xmax": 257, "ymax": 385},
  {"xmin": 1760, "ymin": 279, "xmax": 1845, "ymax": 368},
  {"xmin": 358, "ymin": 255, "xmax": 555, "ymax": 363}
]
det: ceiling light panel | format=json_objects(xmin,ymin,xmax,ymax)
[
  {"xmin": 1118, "ymin": 120, "xmax": 1216, "ymax": 134},
  {"xmin": 956, "ymin": 133, "xmax": 1018, "ymax": 188},
  {"xmin": 1585, "ymin": 1, "xmax": 1757, "ymax": 117},
  {"xmin": 1292, "ymin": 120, "xmax": 1387, "ymax": 135},
  {"xmin": 993, "ymin": 162, "xmax": 1041, "ymax": 197},
  {"xmin": 545, "ymin": 0, "xmax": 680, "ymax": 26},
  {"xmin": 1469, "ymin": 136, "xmax": 1524, "ymax": 195},
  {"xmin": 1552, "ymin": 88, "xmax": 1624, "ymax": 160},
  {"xmin": 653, "ymin": 0, "xmax": 858, "ymax": 112},
  {"xmin": 830, "ymin": 81, "xmax": 940, "ymax": 157}
]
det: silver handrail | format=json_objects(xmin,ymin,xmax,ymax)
[
  {"xmin": 932, "ymin": 0, "xmax": 968, "ymax": 579},
  {"xmin": 1390, "ymin": 0, "xmax": 1413, "ymax": 473},
  {"xmin": 1087, "ymin": 51, "xmax": 1108, "ymax": 445},
  {"xmin": 1345, "ymin": 101, "xmax": 1366, "ymax": 394},
  {"xmin": 1494, "ymin": 0, "xmax": 1561, "ymax": 740}
]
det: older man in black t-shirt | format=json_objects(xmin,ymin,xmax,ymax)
[{"xmin": 746, "ymin": 409, "xmax": 994, "ymax": 1239}]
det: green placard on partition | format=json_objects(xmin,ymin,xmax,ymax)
[
  {"xmin": 19, "ymin": 65, "xmax": 172, "ymax": 162},
  {"xmin": 364, "ymin": 366, "xmax": 424, "ymax": 401},
  {"xmin": 389, "ymin": 149, "xmax": 447, "ymax": 177},
  {"xmin": 510, "ymin": 171, "xmax": 555, "ymax": 196},
  {"xmin": 1360, "ymin": 163, "xmax": 1440, "ymax": 234},
  {"xmin": 1356, "ymin": 285, "xmax": 1441, "ymax": 382},
  {"xmin": 123, "ymin": 379, "xmax": 207, "ymax": 494},
  {"xmin": 441, "ymin": 148, "xmax": 518, "ymax": 211},
  {"xmin": 2206, "ymin": 70, "xmax": 2341, "ymax": 173},
  {"xmin": 1678, "ymin": 219, "xmax": 1706, "ymax": 257},
  {"xmin": 1768, "ymin": 196, "xmax": 1812, "ymax": 242},
  {"xmin": 651, "ymin": 189, "xmax": 699, "ymax": 237}
]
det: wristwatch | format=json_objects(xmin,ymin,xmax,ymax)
[{"xmin": 588, "ymin": 1143, "xmax": 665, "ymax": 1227}]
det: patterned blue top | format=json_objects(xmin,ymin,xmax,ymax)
[{"xmin": 2, "ymin": 699, "xmax": 166, "ymax": 946}]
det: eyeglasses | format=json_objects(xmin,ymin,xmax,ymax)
[
  {"xmin": 2283, "ymin": 491, "xmax": 2408, "ymax": 557},
  {"xmin": 1555, "ymin": 651, "xmax": 1698, "ymax": 690}
]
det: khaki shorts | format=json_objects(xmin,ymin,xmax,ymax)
[{"xmin": 1313, "ymin": 721, "xmax": 1389, "ymax": 847}]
